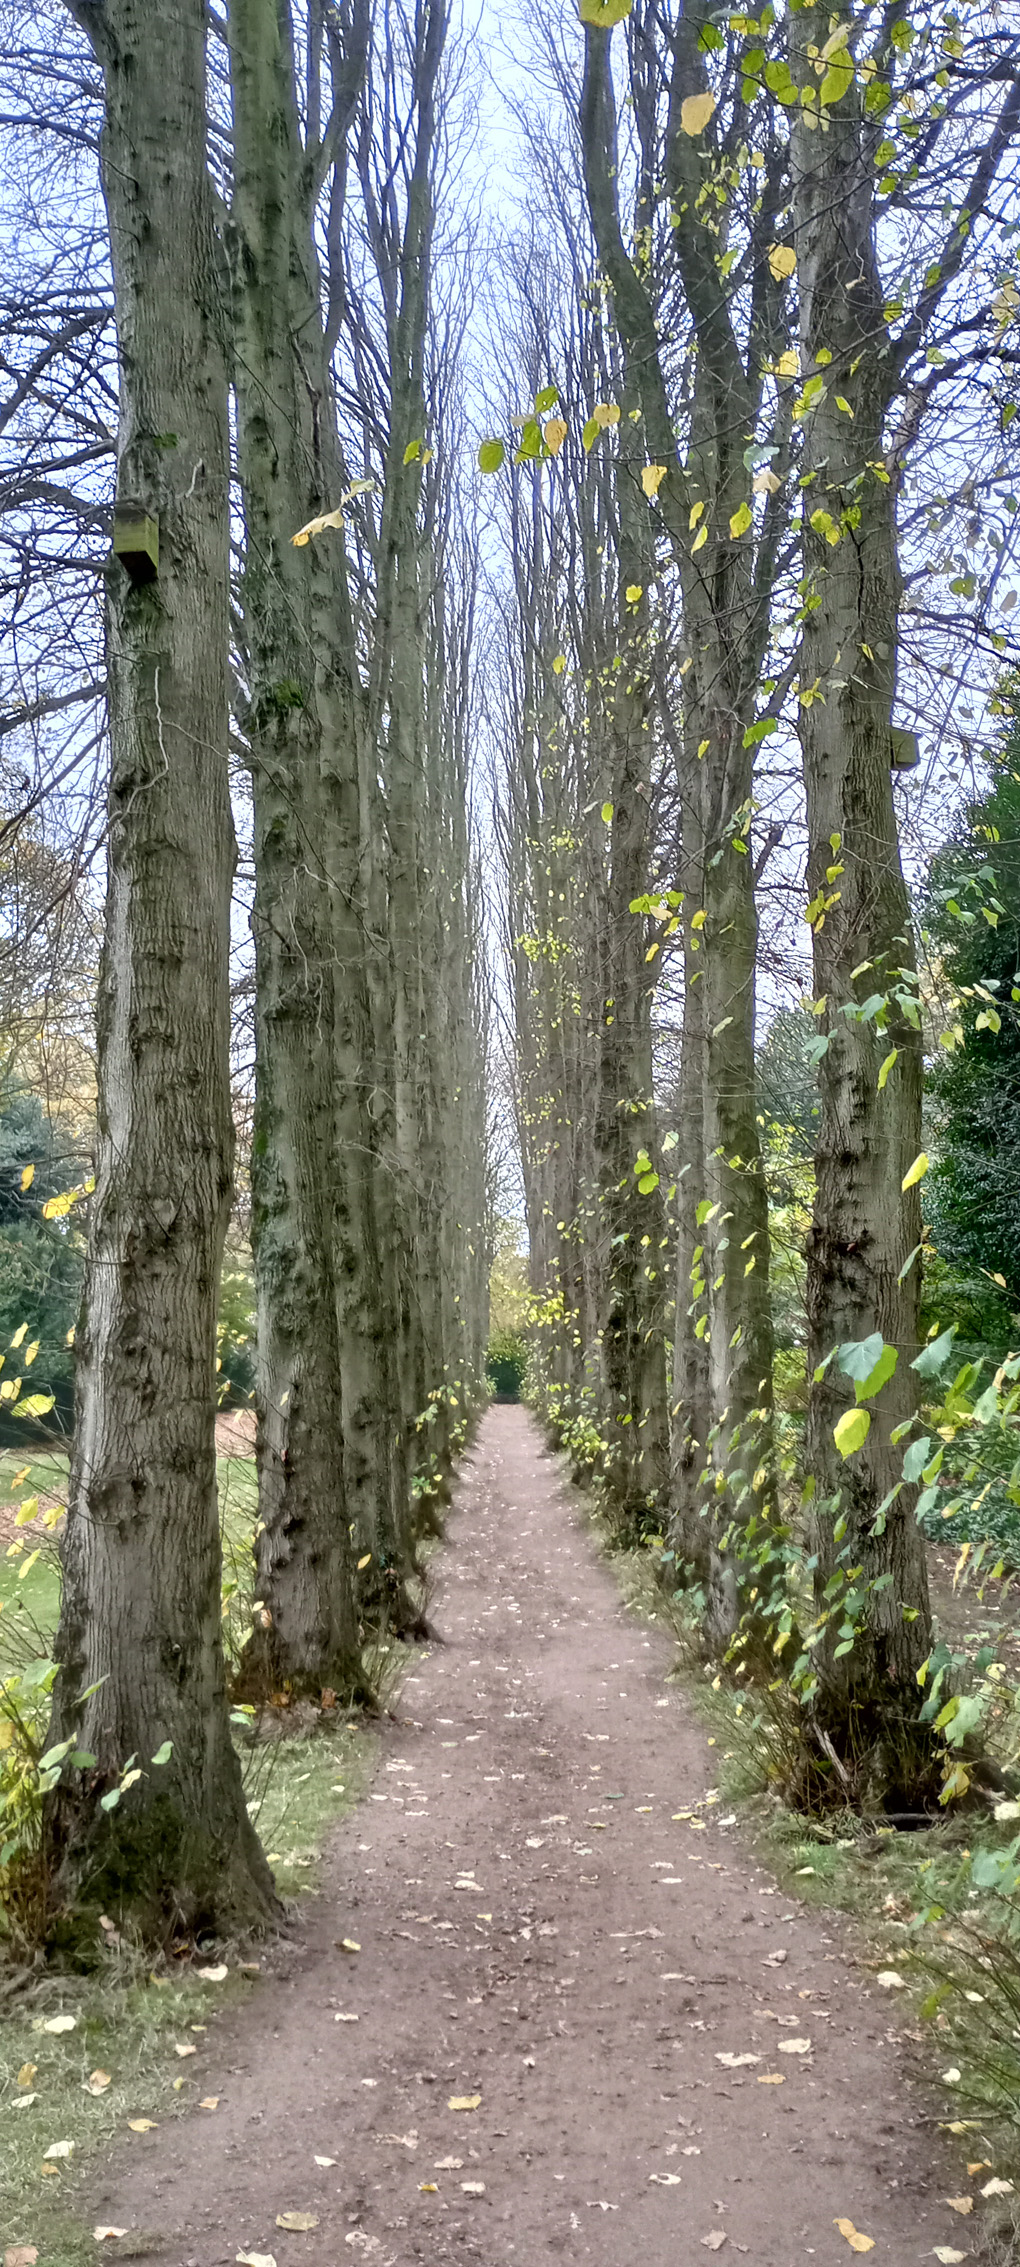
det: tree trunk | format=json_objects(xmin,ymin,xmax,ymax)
[
  {"xmin": 228, "ymin": 0, "xmax": 373, "ymax": 1700},
  {"xmin": 789, "ymin": 10, "xmax": 933, "ymax": 1791},
  {"xmin": 44, "ymin": 0, "xmax": 279, "ymax": 1934}
]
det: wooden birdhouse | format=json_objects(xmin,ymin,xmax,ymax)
[
  {"xmin": 113, "ymin": 501, "xmax": 159, "ymax": 584},
  {"xmin": 890, "ymin": 727, "xmax": 919, "ymax": 770}
]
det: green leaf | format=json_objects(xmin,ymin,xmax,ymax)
[
  {"xmin": 911, "ymin": 1326, "xmax": 956, "ymax": 1380},
  {"xmin": 637, "ymin": 1172, "xmax": 660, "ymax": 1194},
  {"xmin": 837, "ymin": 1332, "xmax": 884, "ymax": 1384},
  {"xmin": 477, "ymin": 438, "xmax": 505, "ymax": 475},
  {"xmin": 578, "ymin": 0, "xmax": 633, "ymax": 22},
  {"xmin": 834, "ymin": 1407, "xmax": 871, "ymax": 1459},
  {"xmin": 854, "ymin": 1343, "xmax": 898, "ymax": 1403},
  {"xmin": 535, "ymin": 385, "xmax": 560, "ymax": 413},
  {"xmin": 150, "ymin": 1741, "xmax": 173, "ymax": 1767},
  {"xmin": 100, "ymin": 1788, "xmax": 122, "ymax": 1812},
  {"xmin": 601, "ymin": 801, "xmax": 614, "ymax": 824},
  {"xmin": 902, "ymin": 1435, "xmax": 931, "ymax": 1484}
]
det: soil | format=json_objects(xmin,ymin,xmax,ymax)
[{"xmin": 86, "ymin": 1406, "xmax": 969, "ymax": 2266}]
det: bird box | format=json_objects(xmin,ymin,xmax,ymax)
[
  {"xmin": 890, "ymin": 726, "xmax": 919, "ymax": 770},
  {"xmin": 113, "ymin": 503, "xmax": 159, "ymax": 584}
]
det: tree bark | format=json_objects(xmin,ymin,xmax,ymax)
[
  {"xmin": 44, "ymin": 0, "xmax": 279, "ymax": 1933},
  {"xmin": 789, "ymin": 7, "xmax": 933, "ymax": 1785}
]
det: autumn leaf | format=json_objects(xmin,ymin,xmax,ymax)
[
  {"xmin": 199, "ymin": 2097, "xmax": 220, "ymax": 2111},
  {"xmin": 642, "ymin": 464, "xmax": 668, "ymax": 498},
  {"xmin": 544, "ymin": 419, "xmax": 568, "ymax": 456},
  {"xmin": 448, "ymin": 2095, "xmax": 481, "ymax": 2110},
  {"xmin": 43, "ymin": 2140, "xmax": 74, "ymax": 2159},
  {"xmin": 37, "ymin": 2014, "xmax": 76, "ymax": 2034},
  {"xmin": 649, "ymin": 2172, "xmax": 682, "ymax": 2184},
  {"xmin": 128, "ymin": 2118, "xmax": 158, "ymax": 2132},
  {"xmin": 197, "ymin": 1963, "xmax": 228, "ymax": 1982},
  {"xmin": 757, "ymin": 2073, "xmax": 784, "ymax": 2084},
  {"xmin": 981, "ymin": 2177, "xmax": 1014, "ymax": 2196},
  {"xmin": 86, "ymin": 2070, "xmax": 112, "ymax": 2095},
  {"xmin": 834, "ymin": 1407, "xmax": 870, "ymax": 1459},
  {"xmin": 715, "ymin": 2051, "xmax": 761, "ymax": 2069},
  {"xmin": 5, "ymin": 2251, "xmax": 39, "ymax": 2267},
  {"xmin": 434, "ymin": 2156, "xmax": 463, "ymax": 2169},
  {"xmin": 20, "ymin": 1164, "xmax": 34, "ymax": 1190},
  {"xmin": 753, "ymin": 468, "xmax": 781, "ymax": 495},
  {"xmin": 768, "ymin": 244, "xmax": 797, "ymax": 282},
  {"xmin": 314, "ymin": 2155, "xmax": 336, "ymax": 2167},
  {"xmin": 276, "ymin": 2214, "xmax": 319, "ymax": 2232},
  {"xmin": 834, "ymin": 2221, "xmax": 875, "ymax": 2254},
  {"xmin": 729, "ymin": 501, "xmax": 752, "ymax": 540},
  {"xmin": 419, "ymin": 2183, "xmax": 439, "ymax": 2194},
  {"xmin": 592, "ymin": 402, "xmax": 621, "ymax": 428},
  {"xmin": 17, "ymin": 2063, "xmax": 37, "ymax": 2087},
  {"xmin": 933, "ymin": 2251, "xmax": 967, "ymax": 2264},
  {"xmin": 339, "ymin": 1938, "xmax": 361, "ymax": 1953},
  {"xmin": 577, "ymin": 0, "xmax": 634, "ymax": 23},
  {"xmin": 461, "ymin": 2182, "xmax": 486, "ymax": 2194},
  {"xmin": 701, "ymin": 2237, "xmax": 727, "ymax": 2253},
  {"xmin": 681, "ymin": 90, "xmax": 717, "ymax": 135},
  {"xmin": 945, "ymin": 2197, "xmax": 973, "ymax": 2214},
  {"xmin": 237, "ymin": 2254, "xmax": 277, "ymax": 2267},
  {"xmin": 876, "ymin": 1970, "xmax": 905, "ymax": 1990},
  {"xmin": 94, "ymin": 2231, "xmax": 129, "ymax": 2244},
  {"xmin": 902, "ymin": 1150, "xmax": 929, "ymax": 1190},
  {"xmin": 174, "ymin": 2042, "xmax": 197, "ymax": 2058}
]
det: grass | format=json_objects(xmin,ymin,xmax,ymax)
[
  {"xmin": 0, "ymin": 1715, "xmax": 375, "ymax": 2264},
  {"xmin": 0, "ymin": 1445, "xmax": 383, "ymax": 2262},
  {"xmin": 597, "ymin": 1504, "xmax": 1020, "ymax": 2246}
]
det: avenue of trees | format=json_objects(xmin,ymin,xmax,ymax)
[{"xmin": 0, "ymin": 0, "xmax": 1018, "ymax": 1934}]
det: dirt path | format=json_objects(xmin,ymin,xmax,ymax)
[{"xmin": 89, "ymin": 1406, "xmax": 962, "ymax": 2267}]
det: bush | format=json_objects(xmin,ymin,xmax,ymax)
[{"xmin": 486, "ymin": 1327, "xmax": 528, "ymax": 1402}]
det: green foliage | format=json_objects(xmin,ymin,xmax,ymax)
[
  {"xmin": 485, "ymin": 1326, "xmax": 528, "ymax": 1402},
  {"xmin": 923, "ymin": 708, "xmax": 1020, "ymax": 1308},
  {"xmin": 217, "ymin": 1256, "xmax": 256, "ymax": 1402},
  {"xmin": 0, "ymin": 1091, "xmax": 85, "ymax": 1433}
]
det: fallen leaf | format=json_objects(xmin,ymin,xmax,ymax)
[
  {"xmin": 778, "ymin": 2037, "xmax": 812, "ymax": 2054},
  {"xmin": 701, "ymin": 2237, "xmax": 727, "ymax": 2253},
  {"xmin": 334, "ymin": 2011, "xmax": 359, "ymax": 2021},
  {"xmin": 378, "ymin": 2131, "xmax": 418, "ymax": 2148},
  {"xmin": 237, "ymin": 2254, "xmax": 277, "ymax": 2267},
  {"xmin": 87, "ymin": 2070, "xmax": 113, "ymax": 2095},
  {"xmin": 834, "ymin": 2221, "xmax": 875, "ymax": 2254},
  {"xmin": 40, "ymin": 2166, "xmax": 60, "ymax": 2179},
  {"xmin": 276, "ymin": 2215, "xmax": 319, "ymax": 2232},
  {"xmin": 43, "ymin": 2140, "xmax": 74, "ymax": 2158},
  {"xmin": 945, "ymin": 2198, "xmax": 973, "ymax": 2216},
  {"xmin": 128, "ymin": 2118, "xmax": 158, "ymax": 2132},
  {"xmin": 757, "ymin": 2074, "xmax": 785, "ymax": 2085},
  {"xmin": 448, "ymin": 2095, "xmax": 481, "ymax": 2111},
  {"xmin": 461, "ymin": 2182, "xmax": 486, "ymax": 2194},
  {"xmin": 199, "ymin": 2097, "xmax": 219, "ymax": 2111},
  {"xmin": 39, "ymin": 2014, "xmax": 76, "ymax": 2034},
  {"xmin": 981, "ymin": 2177, "xmax": 1014, "ymax": 2197},
  {"xmin": 197, "ymin": 1963, "xmax": 228, "ymax": 1982},
  {"xmin": 434, "ymin": 2156, "xmax": 463, "ymax": 2169},
  {"xmin": 174, "ymin": 2042, "xmax": 197, "ymax": 2057},
  {"xmin": 716, "ymin": 2052, "xmax": 761, "ymax": 2069},
  {"xmin": 6, "ymin": 2250, "xmax": 39, "ymax": 2267},
  {"xmin": 419, "ymin": 2183, "xmax": 438, "ymax": 2194},
  {"xmin": 943, "ymin": 2069, "xmax": 962, "ymax": 2085},
  {"xmin": 967, "ymin": 2163, "xmax": 991, "ymax": 2176},
  {"xmin": 17, "ymin": 2063, "xmax": 37, "ymax": 2087},
  {"xmin": 12, "ymin": 2093, "xmax": 38, "ymax": 2109},
  {"xmin": 933, "ymin": 2253, "xmax": 966, "ymax": 2265},
  {"xmin": 650, "ymin": 2172, "xmax": 682, "ymax": 2184},
  {"xmin": 877, "ymin": 1970, "xmax": 906, "ymax": 1990},
  {"xmin": 94, "ymin": 2231, "xmax": 129, "ymax": 2244}
]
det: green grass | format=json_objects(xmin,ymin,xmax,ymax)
[
  {"xmin": 0, "ymin": 1715, "xmax": 374, "ymax": 2263},
  {"xmin": 0, "ymin": 1446, "xmax": 380, "ymax": 2259}
]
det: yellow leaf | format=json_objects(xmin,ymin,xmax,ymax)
[
  {"xmin": 10, "ymin": 1323, "xmax": 28, "ymax": 1348},
  {"xmin": 945, "ymin": 2197, "xmax": 973, "ymax": 2214},
  {"xmin": 552, "ymin": 654, "xmax": 567, "ymax": 675},
  {"xmin": 601, "ymin": 802, "xmax": 614, "ymax": 825},
  {"xmin": 275, "ymin": 2215, "xmax": 319, "ymax": 2233},
  {"xmin": 199, "ymin": 2097, "xmax": 220, "ymax": 2110},
  {"xmin": 901, "ymin": 1151, "xmax": 929, "ymax": 1190},
  {"xmin": 625, "ymin": 584, "xmax": 643, "ymax": 602},
  {"xmin": 757, "ymin": 2073, "xmax": 784, "ymax": 2084},
  {"xmin": 768, "ymin": 244, "xmax": 797, "ymax": 282},
  {"xmin": 753, "ymin": 468, "xmax": 781, "ymax": 494},
  {"xmin": 448, "ymin": 2095, "xmax": 481, "ymax": 2110},
  {"xmin": 692, "ymin": 523, "xmax": 708, "ymax": 553},
  {"xmin": 834, "ymin": 1407, "xmax": 870, "ymax": 1459},
  {"xmin": 834, "ymin": 2223, "xmax": 875, "ymax": 2254},
  {"xmin": 128, "ymin": 2119, "xmax": 158, "ymax": 2133},
  {"xmin": 689, "ymin": 501, "xmax": 704, "ymax": 528},
  {"xmin": 20, "ymin": 1165, "xmax": 34, "ymax": 1191},
  {"xmin": 291, "ymin": 480, "xmax": 374, "ymax": 546},
  {"xmin": 86, "ymin": 2070, "xmax": 112, "ymax": 2095},
  {"xmin": 577, "ymin": 0, "xmax": 633, "ymax": 23},
  {"xmin": 17, "ymin": 2063, "xmax": 37, "ymax": 2087},
  {"xmin": 775, "ymin": 349, "xmax": 799, "ymax": 377},
  {"xmin": 419, "ymin": 2183, "xmax": 439, "ymax": 2192},
  {"xmin": 593, "ymin": 401, "xmax": 621, "ymax": 428},
  {"xmin": 357, "ymin": 1554, "xmax": 371, "ymax": 1570},
  {"xmin": 729, "ymin": 501, "xmax": 752, "ymax": 539},
  {"xmin": 642, "ymin": 463, "xmax": 667, "ymax": 497},
  {"xmin": 174, "ymin": 2042, "xmax": 197, "ymax": 2057},
  {"xmin": 877, "ymin": 1048, "xmax": 898, "ymax": 1090},
  {"xmin": 544, "ymin": 417, "xmax": 568, "ymax": 456},
  {"xmin": 680, "ymin": 90, "xmax": 717, "ymax": 135}
]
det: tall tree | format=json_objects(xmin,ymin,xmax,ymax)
[{"xmin": 44, "ymin": 0, "xmax": 277, "ymax": 1929}]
